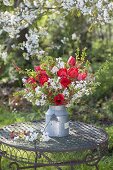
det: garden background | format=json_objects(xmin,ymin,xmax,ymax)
[{"xmin": 0, "ymin": 0, "xmax": 113, "ymax": 169}]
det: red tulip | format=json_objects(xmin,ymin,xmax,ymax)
[
  {"xmin": 54, "ymin": 93, "xmax": 65, "ymax": 105},
  {"xmin": 67, "ymin": 67, "xmax": 78, "ymax": 79},
  {"xmin": 67, "ymin": 56, "xmax": 76, "ymax": 67},
  {"xmin": 39, "ymin": 74, "xmax": 48, "ymax": 86},
  {"xmin": 57, "ymin": 68, "xmax": 67, "ymax": 77},
  {"xmin": 60, "ymin": 77, "xmax": 71, "ymax": 88},
  {"xmin": 77, "ymin": 72, "xmax": 87, "ymax": 81},
  {"xmin": 27, "ymin": 77, "xmax": 36, "ymax": 84},
  {"xmin": 34, "ymin": 66, "xmax": 41, "ymax": 72}
]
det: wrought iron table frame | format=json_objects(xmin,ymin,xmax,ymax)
[{"xmin": 0, "ymin": 121, "xmax": 108, "ymax": 170}]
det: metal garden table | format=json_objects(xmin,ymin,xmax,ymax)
[{"xmin": 0, "ymin": 121, "xmax": 108, "ymax": 170}]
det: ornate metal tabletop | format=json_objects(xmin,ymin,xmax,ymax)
[{"xmin": 0, "ymin": 121, "xmax": 108, "ymax": 170}]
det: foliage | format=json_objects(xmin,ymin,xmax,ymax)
[{"xmin": 92, "ymin": 54, "xmax": 113, "ymax": 101}]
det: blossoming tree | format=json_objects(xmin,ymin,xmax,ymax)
[{"xmin": 0, "ymin": 0, "xmax": 113, "ymax": 80}]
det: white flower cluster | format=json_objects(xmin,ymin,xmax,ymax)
[
  {"xmin": 61, "ymin": 37, "xmax": 69, "ymax": 44},
  {"xmin": 62, "ymin": 89, "xmax": 70, "ymax": 102},
  {"xmin": 0, "ymin": 11, "xmax": 22, "ymax": 38},
  {"xmin": 41, "ymin": 131, "xmax": 50, "ymax": 142},
  {"xmin": 13, "ymin": 129, "xmax": 51, "ymax": 142},
  {"xmin": 35, "ymin": 88, "xmax": 47, "ymax": 106},
  {"xmin": 27, "ymin": 132, "xmax": 38, "ymax": 141},
  {"xmin": 51, "ymin": 66, "xmax": 59, "ymax": 74},
  {"xmin": 1, "ymin": 51, "xmax": 8, "ymax": 62},
  {"xmin": 48, "ymin": 78, "xmax": 62, "ymax": 90},
  {"xmin": 0, "ymin": 1, "xmax": 40, "ymax": 38},
  {"xmin": 56, "ymin": 57, "xmax": 65, "ymax": 68},
  {"xmin": 57, "ymin": 0, "xmax": 113, "ymax": 23},
  {"xmin": 24, "ymin": 91, "xmax": 34, "ymax": 103},
  {"xmin": 67, "ymin": 76, "xmax": 93, "ymax": 107},
  {"xmin": 20, "ymin": 5, "xmax": 38, "ymax": 24},
  {"xmin": 24, "ymin": 128, "xmax": 38, "ymax": 142},
  {"xmin": 3, "ymin": 0, "xmax": 12, "ymax": 6},
  {"xmin": 1, "ymin": 0, "xmax": 112, "ymax": 39},
  {"xmin": 21, "ymin": 29, "xmax": 45, "ymax": 59},
  {"xmin": 23, "ymin": 29, "xmax": 39, "ymax": 55},
  {"xmin": 13, "ymin": 127, "xmax": 39, "ymax": 142},
  {"xmin": 0, "ymin": 45, "xmax": 8, "ymax": 62},
  {"xmin": 23, "ymin": 0, "xmax": 44, "ymax": 8},
  {"xmin": 61, "ymin": 0, "xmax": 75, "ymax": 9}
]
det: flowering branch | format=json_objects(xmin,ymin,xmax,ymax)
[{"xmin": 0, "ymin": 0, "xmax": 113, "ymax": 65}]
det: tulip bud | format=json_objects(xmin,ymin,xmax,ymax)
[{"xmin": 67, "ymin": 56, "xmax": 76, "ymax": 67}]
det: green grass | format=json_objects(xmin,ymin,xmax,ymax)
[{"xmin": 0, "ymin": 106, "xmax": 113, "ymax": 170}]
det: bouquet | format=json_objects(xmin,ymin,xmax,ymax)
[{"xmin": 16, "ymin": 50, "xmax": 95, "ymax": 107}]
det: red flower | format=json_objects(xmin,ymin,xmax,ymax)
[
  {"xmin": 27, "ymin": 77, "xmax": 36, "ymax": 84},
  {"xmin": 26, "ymin": 77, "xmax": 37, "ymax": 90},
  {"xmin": 67, "ymin": 67, "xmax": 78, "ymax": 79},
  {"xmin": 39, "ymin": 74, "xmax": 48, "ymax": 86},
  {"xmin": 67, "ymin": 56, "xmax": 76, "ymax": 67},
  {"xmin": 34, "ymin": 66, "xmax": 46, "ymax": 74},
  {"xmin": 54, "ymin": 93, "xmax": 65, "ymax": 105},
  {"xmin": 77, "ymin": 72, "xmax": 87, "ymax": 81},
  {"xmin": 57, "ymin": 68, "xmax": 67, "ymax": 77},
  {"xmin": 34, "ymin": 66, "xmax": 41, "ymax": 72},
  {"xmin": 60, "ymin": 77, "xmax": 71, "ymax": 88}
]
